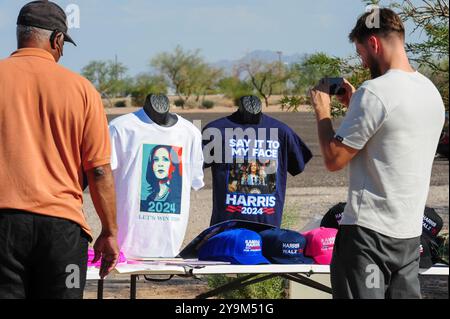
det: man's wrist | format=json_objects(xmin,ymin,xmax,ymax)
[
  {"xmin": 314, "ymin": 107, "xmax": 331, "ymax": 121},
  {"xmin": 101, "ymin": 227, "xmax": 118, "ymax": 237}
]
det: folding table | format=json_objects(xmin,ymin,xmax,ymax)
[{"xmin": 87, "ymin": 262, "xmax": 449, "ymax": 299}]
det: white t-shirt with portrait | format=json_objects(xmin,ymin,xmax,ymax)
[
  {"xmin": 335, "ymin": 69, "xmax": 445, "ymax": 239},
  {"xmin": 109, "ymin": 109, "xmax": 204, "ymax": 258}
]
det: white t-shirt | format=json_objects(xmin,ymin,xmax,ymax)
[
  {"xmin": 335, "ymin": 69, "xmax": 445, "ymax": 239},
  {"xmin": 109, "ymin": 109, "xmax": 204, "ymax": 258}
]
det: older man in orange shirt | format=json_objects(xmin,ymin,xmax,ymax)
[{"xmin": 0, "ymin": 1, "xmax": 119, "ymax": 299}]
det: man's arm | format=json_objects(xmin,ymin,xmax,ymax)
[
  {"xmin": 86, "ymin": 164, "xmax": 119, "ymax": 279},
  {"xmin": 316, "ymin": 117, "xmax": 359, "ymax": 171},
  {"xmin": 310, "ymin": 79, "xmax": 359, "ymax": 172}
]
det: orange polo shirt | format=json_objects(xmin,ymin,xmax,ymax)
[{"xmin": 0, "ymin": 48, "xmax": 111, "ymax": 239}]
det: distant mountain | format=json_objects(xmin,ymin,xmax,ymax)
[{"xmin": 212, "ymin": 50, "xmax": 307, "ymax": 75}]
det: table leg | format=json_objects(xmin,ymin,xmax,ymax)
[
  {"xmin": 130, "ymin": 275, "xmax": 138, "ymax": 299},
  {"xmin": 97, "ymin": 279, "xmax": 104, "ymax": 299}
]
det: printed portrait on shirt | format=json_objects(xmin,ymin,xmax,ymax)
[
  {"xmin": 225, "ymin": 136, "xmax": 280, "ymax": 217},
  {"xmin": 227, "ymin": 159, "xmax": 277, "ymax": 195},
  {"xmin": 140, "ymin": 144, "xmax": 183, "ymax": 214}
]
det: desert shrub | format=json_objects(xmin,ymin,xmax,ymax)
[
  {"xmin": 114, "ymin": 100, "xmax": 127, "ymax": 108},
  {"xmin": 217, "ymin": 77, "xmax": 254, "ymax": 107},
  {"xmin": 221, "ymin": 100, "xmax": 235, "ymax": 108},
  {"xmin": 174, "ymin": 99, "xmax": 185, "ymax": 108},
  {"xmin": 330, "ymin": 99, "xmax": 346, "ymax": 118},
  {"xmin": 233, "ymin": 97, "xmax": 241, "ymax": 107},
  {"xmin": 184, "ymin": 100, "xmax": 199, "ymax": 109},
  {"xmin": 202, "ymin": 100, "xmax": 215, "ymax": 109},
  {"xmin": 280, "ymin": 95, "xmax": 309, "ymax": 112},
  {"xmin": 280, "ymin": 95, "xmax": 345, "ymax": 118},
  {"xmin": 205, "ymin": 275, "xmax": 287, "ymax": 299}
]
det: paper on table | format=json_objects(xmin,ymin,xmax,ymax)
[
  {"xmin": 126, "ymin": 258, "xmax": 231, "ymax": 267},
  {"xmin": 161, "ymin": 259, "xmax": 231, "ymax": 267},
  {"xmin": 113, "ymin": 263, "xmax": 187, "ymax": 275},
  {"xmin": 129, "ymin": 257, "xmax": 181, "ymax": 262}
]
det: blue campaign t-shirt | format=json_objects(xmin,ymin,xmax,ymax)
[{"xmin": 203, "ymin": 112, "xmax": 313, "ymax": 227}]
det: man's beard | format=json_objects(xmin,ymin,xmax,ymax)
[{"xmin": 367, "ymin": 54, "xmax": 382, "ymax": 79}]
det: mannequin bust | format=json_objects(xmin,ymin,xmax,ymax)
[
  {"xmin": 233, "ymin": 95, "xmax": 263, "ymax": 125},
  {"xmin": 143, "ymin": 94, "xmax": 178, "ymax": 127}
]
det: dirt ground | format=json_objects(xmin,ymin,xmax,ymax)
[
  {"xmin": 104, "ymin": 95, "xmax": 309, "ymax": 115},
  {"xmin": 83, "ymin": 111, "xmax": 449, "ymax": 299}
]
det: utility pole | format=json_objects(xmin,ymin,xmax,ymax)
[
  {"xmin": 276, "ymin": 51, "xmax": 284, "ymax": 95},
  {"xmin": 276, "ymin": 51, "xmax": 283, "ymax": 64},
  {"xmin": 115, "ymin": 54, "xmax": 118, "ymax": 80},
  {"xmin": 276, "ymin": 51, "xmax": 283, "ymax": 78}
]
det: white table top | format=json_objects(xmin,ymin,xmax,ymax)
[
  {"xmin": 190, "ymin": 264, "xmax": 331, "ymax": 275},
  {"xmin": 87, "ymin": 262, "xmax": 448, "ymax": 280},
  {"xmin": 87, "ymin": 263, "xmax": 187, "ymax": 280}
]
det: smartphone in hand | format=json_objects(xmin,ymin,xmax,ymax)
[{"xmin": 319, "ymin": 77, "xmax": 346, "ymax": 95}]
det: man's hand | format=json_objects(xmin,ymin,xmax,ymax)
[
  {"xmin": 86, "ymin": 164, "xmax": 119, "ymax": 279},
  {"xmin": 309, "ymin": 79, "xmax": 359, "ymax": 172},
  {"xmin": 92, "ymin": 232, "xmax": 119, "ymax": 279},
  {"xmin": 336, "ymin": 79, "xmax": 356, "ymax": 108},
  {"xmin": 309, "ymin": 80, "xmax": 332, "ymax": 119}
]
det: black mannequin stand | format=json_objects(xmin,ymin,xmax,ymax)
[
  {"xmin": 230, "ymin": 95, "xmax": 263, "ymax": 125},
  {"xmin": 143, "ymin": 94, "xmax": 178, "ymax": 127}
]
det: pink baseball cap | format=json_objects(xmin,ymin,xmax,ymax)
[{"xmin": 302, "ymin": 227, "xmax": 338, "ymax": 265}]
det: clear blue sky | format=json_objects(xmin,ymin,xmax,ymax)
[{"xmin": 0, "ymin": 0, "xmax": 424, "ymax": 76}]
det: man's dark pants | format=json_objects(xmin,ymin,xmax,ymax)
[
  {"xmin": 0, "ymin": 210, "xmax": 89, "ymax": 299},
  {"xmin": 331, "ymin": 225, "xmax": 421, "ymax": 299}
]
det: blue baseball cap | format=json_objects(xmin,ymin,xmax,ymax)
[
  {"xmin": 198, "ymin": 228, "xmax": 270, "ymax": 265},
  {"xmin": 260, "ymin": 228, "xmax": 314, "ymax": 264}
]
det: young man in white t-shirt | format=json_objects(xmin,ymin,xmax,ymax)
[{"xmin": 309, "ymin": 8, "xmax": 445, "ymax": 299}]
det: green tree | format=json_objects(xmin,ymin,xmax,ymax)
[
  {"xmin": 392, "ymin": 0, "xmax": 449, "ymax": 72},
  {"xmin": 81, "ymin": 60, "xmax": 128, "ymax": 107},
  {"xmin": 191, "ymin": 64, "xmax": 223, "ymax": 103},
  {"xmin": 395, "ymin": 0, "xmax": 449, "ymax": 109},
  {"xmin": 151, "ymin": 46, "xmax": 222, "ymax": 107},
  {"xmin": 125, "ymin": 73, "xmax": 168, "ymax": 106},
  {"xmin": 364, "ymin": 0, "xmax": 449, "ymax": 109},
  {"xmin": 238, "ymin": 60, "xmax": 290, "ymax": 108},
  {"xmin": 290, "ymin": 53, "xmax": 343, "ymax": 95},
  {"xmin": 217, "ymin": 76, "xmax": 254, "ymax": 106},
  {"xmin": 340, "ymin": 56, "xmax": 372, "ymax": 88},
  {"xmin": 284, "ymin": 53, "xmax": 367, "ymax": 117}
]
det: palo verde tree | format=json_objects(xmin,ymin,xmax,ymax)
[
  {"xmin": 289, "ymin": 52, "xmax": 343, "ymax": 95},
  {"xmin": 151, "ymin": 46, "xmax": 222, "ymax": 107},
  {"xmin": 238, "ymin": 60, "xmax": 290, "ymax": 108},
  {"xmin": 366, "ymin": 0, "xmax": 449, "ymax": 109},
  {"xmin": 125, "ymin": 73, "xmax": 168, "ymax": 106},
  {"xmin": 81, "ymin": 59, "xmax": 128, "ymax": 107}
]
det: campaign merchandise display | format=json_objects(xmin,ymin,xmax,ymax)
[
  {"xmin": 422, "ymin": 207, "xmax": 443, "ymax": 238},
  {"xmin": 419, "ymin": 236, "xmax": 434, "ymax": 269},
  {"xmin": 302, "ymin": 227, "xmax": 337, "ymax": 265},
  {"xmin": 179, "ymin": 219, "xmax": 275, "ymax": 259},
  {"xmin": 203, "ymin": 112, "xmax": 312, "ymax": 227},
  {"xmin": 259, "ymin": 228, "xmax": 313, "ymax": 264},
  {"xmin": 321, "ymin": 203, "xmax": 444, "ymax": 268},
  {"xmin": 109, "ymin": 109, "xmax": 205, "ymax": 258},
  {"xmin": 320, "ymin": 202, "xmax": 346, "ymax": 229},
  {"xmin": 198, "ymin": 228, "xmax": 270, "ymax": 265},
  {"xmin": 420, "ymin": 207, "xmax": 444, "ymax": 268}
]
